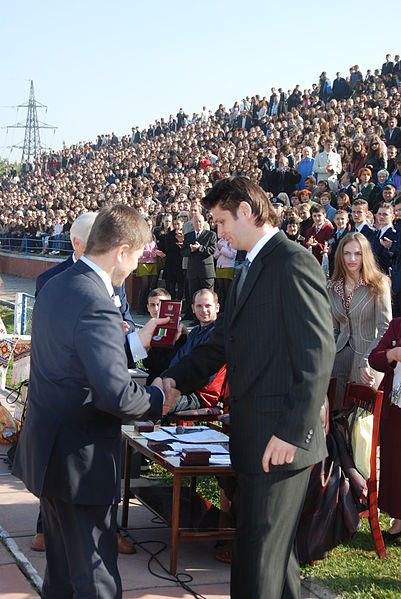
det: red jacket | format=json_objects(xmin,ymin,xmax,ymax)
[{"xmin": 305, "ymin": 221, "xmax": 334, "ymax": 264}]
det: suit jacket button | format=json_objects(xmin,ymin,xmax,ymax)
[
  {"xmin": 305, "ymin": 438, "xmax": 311, "ymax": 444},
  {"xmin": 308, "ymin": 429, "xmax": 313, "ymax": 435},
  {"xmin": 229, "ymin": 336, "xmax": 234, "ymax": 342}
]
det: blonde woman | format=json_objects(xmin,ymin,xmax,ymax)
[{"xmin": 327, "ymin": 232, "xmax": 392, "ymax": 409}]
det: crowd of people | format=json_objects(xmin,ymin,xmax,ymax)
[{"xmin": 1, "ymin": 55, "xmax": 401, "ymax": 257}]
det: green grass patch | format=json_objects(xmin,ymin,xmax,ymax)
[
  {"xmin": 147, "ymin": 464, "xmax": 401, "ymax": 597},
  {"xmin": 301, "ymin": 515, "xmax": 401, "ymax": 598},
  {"xmin": 0, "ymin": 306, "xmax": 14, "ymax": 334},
  {"xmin": 0, "ymin": 306, "xmax": 15, "ymax": 387}
]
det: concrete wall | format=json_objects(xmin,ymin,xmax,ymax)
[
  {"xmin": 0, "ymin": 252, "xmax": 60, "ymax": 279},
  {"xmin": 0, "ymin": 252, "xmax": 139, "ymax": 307}
]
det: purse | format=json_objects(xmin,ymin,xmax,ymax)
[{"xmin": 348, "ymin": 407, "xmax": 373, "ymax": 480}]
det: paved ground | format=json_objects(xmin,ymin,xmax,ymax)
[
  {"xmin": 0, "ymin": 273, "xmax": 36, "ymax": 304},
  {"xmin": 0, "ymin": 272, "xmax": 339, "ymax": 598}
]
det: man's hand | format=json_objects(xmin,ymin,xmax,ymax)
[
  {"xmin": 190, "ymin": 242, "xmax": 200, "ymax": 252},
  {"xmin": 380, "ymin": 237, "xmax": 393, "ymax": 250},
  {"xmin": 262, "ymin": 435, "xmax": 298, "ymax": 473},
  {"xmin": 137, "ymin": 317, "xmax": 170, "ymax": 350},
  {"xmin": 123, "ymin": 321, "xmax": 131, "ymax": 334},
  {"xmin": 161, "ymin": 377, "xmax": 181, "ymax": 415}
]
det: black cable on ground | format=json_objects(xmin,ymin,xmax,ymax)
[{"xmin": 128, "ymin": 536, "xmax": 207, "ymax": 599}]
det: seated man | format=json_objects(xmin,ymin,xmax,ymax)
[
  {"xmin": 142, "ymin": 288, "xmax": 188, "ymax": 384},
  {"xmin": 167, "ymin": 288, "xmax": 227, "ymax": 413}
]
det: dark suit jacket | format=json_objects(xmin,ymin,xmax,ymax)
[
  {"xmin": 181, "ymin": 229, "xmax": 217, "ymax": 279},
  {"xmin": 36, "ymin": 256, "xmax": 135, "ymax": 333},
  {"xmin": 384, "ymin": 127, "xmax": 401, "ymax": 149},
  {"xmin": 369, "ymin": 227, "xmax": 397, "ymax": 275},
  {"xmin": 13, "ymin": 260, "xmax": 163, "ymax": 505},
  {"xmin": 165, "ymin": 231, "xmax": 335, "ymax": 474}
]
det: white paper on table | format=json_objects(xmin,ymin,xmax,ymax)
[
  {"xmin": 141, "ymin": 431, "xmax": 174, "ymax": 442},
  {"xmin": 171, "ymin": 429, "xmax": 229, "ymax": 444},
  {"xmin": 169, "ymin": 442, "xmax": 229, "ymax": 454}
]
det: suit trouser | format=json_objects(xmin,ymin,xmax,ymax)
[
  {"xmin": 40, "ymin": 496, "xmax": 121, "ymax": 599},
  {"xmin": 231, "ymin": 467, "xmax": 310, "ymax": 599}
]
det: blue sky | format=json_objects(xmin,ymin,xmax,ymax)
[{"xmin": 1, "ymin": 0, "xmax": 398, "ymax": 160}]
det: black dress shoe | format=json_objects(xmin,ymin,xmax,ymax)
[{"xmin": 382, "ymin": 530, "xmax": 401, "ymax": 544}]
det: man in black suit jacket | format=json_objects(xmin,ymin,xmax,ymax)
[
  {"xmin": 163, "ymin": 177, "xmax": 335, "ymax": 599},
  {"xmin": 13, "ymin": 205, "xmax": 177, "ymax": 599},
  {"xmin": 384, "ymin": 117, "xmax": 401, "ymax": 150},
  {"xmin": 181, "ymin": 213, "xmax": 216, "ymax": 305},
  {"xmin": 36, "ymin": 212, "xmax": 134, "ymax": 334}
]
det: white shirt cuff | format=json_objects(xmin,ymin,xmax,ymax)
[
  {"xmin": 155, "ymin": 386, "xmax": 166, "ymax": 404},
  {"xmin": 127, "ymin": 331, "xmax": 147, "ymax": 362}
]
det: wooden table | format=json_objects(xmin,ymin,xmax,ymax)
[{"xmin": 121, "ymin": 426, "xmax": 235, "ymax": 574}]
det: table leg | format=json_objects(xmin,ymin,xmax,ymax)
[
  {"xmin": 121, "ymin": 439, "xmax": 132, "ymax": 528},
  {"xmin": 170, "ymin": 472, "xmax": 181, "ymax": 575}
]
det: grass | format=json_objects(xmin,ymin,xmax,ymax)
[
  {"xmin": 147, "ymin": 464, "xmax": 401, "ymax": 598},
  {"xmin": 0, "ymin": 306, "xmax": 16, "ymax": 387},
  {"xmin": 0, "ymin": 306, "xmax": 14, "ymax": 334}
]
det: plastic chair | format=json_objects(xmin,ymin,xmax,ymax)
[{"xmin": 343, "ymin": 382, "xmax": 387, "ymax": 559}]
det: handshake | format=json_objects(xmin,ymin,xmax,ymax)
[{"xmin": 152, "ymin": 377, "xmax": 181, "ymax": 415}]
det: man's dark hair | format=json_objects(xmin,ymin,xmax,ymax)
[
  {"xmin": 311, "ymin": 203, "xmax": 325, "ymax": 214},
  {"xmin": 85, "ymin": 204, "xmax": 151, "ymax": 255},
  {"xmin": 202, "ymin": 176, "xmax": 280, "ymax": 227},
  {"xmin": 148, "ymin": 288, "xmax": 171, "ymax": 300}
]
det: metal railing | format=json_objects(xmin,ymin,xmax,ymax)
[
  {"xmin": 14, "ymin": 292, "xmax": 35, "ymax": 335},
  {"xmin": 0, "ymin": 236, "xmax": 73, "ymax": 257}
]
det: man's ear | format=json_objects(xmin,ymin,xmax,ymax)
[{"xmin": 239, "ymin": 201, "xmax": 252, "ymax": 219}]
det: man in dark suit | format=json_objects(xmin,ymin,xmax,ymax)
[
  {"xmin": 181, "ymin": 213, "xmax": 216, "ymax": 307},
  {"xmin": 12, "ymin": 205, "xmax": 177, "ymax": 599},
  {"xmin": 162, "ymin": 177, "xmax": 335, "ymax": 599},
  {"xmin": 32, "ymin": 212, "xmax": 136, "ymax": 555},
  {"xmin": 384, "ymin": 117, "xmax": 401, "ymax": 150},
  {"xmin": 36, "ymin": 212, "xmax": 134, "ymax": 335}
]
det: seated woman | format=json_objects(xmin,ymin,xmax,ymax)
[
  {"xmin": 327, "ymin": 232, "xmax": 392, "ymax": 409},
  {"xmin": 368, "ymin": 321, "xmax": 401, "ymax": 543}
]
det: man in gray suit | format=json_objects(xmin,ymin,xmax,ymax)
[
  {"xmin": 13, "ymin": 205, "xmax": 177, "ymax": 599},
  {"xmin": 163, "ymin": 177, "xmax": 335, "ymax": 599}
]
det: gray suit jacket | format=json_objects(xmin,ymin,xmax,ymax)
[
  {"xmin": 13, "ymin": 260, "xmax": 163, "ymax": 505},
  {"xmin": 327, "ymin": 282, "xmax": 392, "ymax": 370},
  {"xmin": 165, "ymin": 231, "xmax": 335, "ymax": 474}
]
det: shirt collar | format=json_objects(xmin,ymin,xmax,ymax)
[
  {"xmin": 356, "ymin": 222, "xmax": 368, "ymax": 232},
  {"xmin": 246, "ymin": 227, "xmax": 280, "ymax": 264},
  {"xmin": 80, "ymin": 255, "xmax": 114, "ymax": 297},
  {"xmin": 380, "ymin": 224, "xmax": 393, "ymax": 236},
  {"xmin": 72, "ymin": 252, "xmax": 77, "ymax": 263}
]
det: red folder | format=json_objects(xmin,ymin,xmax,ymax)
[{"xmin": 150, "ymin": 300, "xmax": 182, "ymax": 348}]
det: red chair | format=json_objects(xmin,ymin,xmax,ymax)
[
  {"xmin": 343, "ymin": 382, "xmax": 387, "ymax": 559},
  {"xmin": 165, "ymin": 369, "xmax": 229, "ymax": 427}
]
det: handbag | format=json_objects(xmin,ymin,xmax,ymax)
[
  {"xmin": 348, "ymin": 407, "xmax": 373, "ymax": 480},
  {"xmin": 296, "ymin": 420, "xmax": 365, "ymax": 563}
]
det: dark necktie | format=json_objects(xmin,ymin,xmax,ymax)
[{"xmin": 236, "ymin": 259, "xmax": 251, "ymax": 302}]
